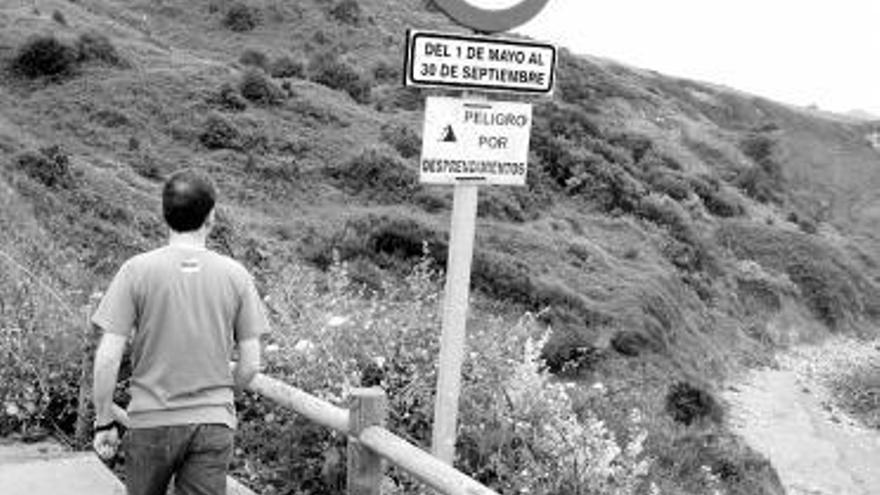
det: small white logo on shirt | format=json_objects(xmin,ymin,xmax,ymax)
[{"xmin": 180, "ymin": 259, "xmax": 201, "ymax": 274}]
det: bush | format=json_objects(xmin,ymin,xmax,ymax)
[
  {"xmin": 223, "ymin": 3, "xmax": 260, "ymax": 32},
  {"xmin": 14, "ymin": 146, "xmax": 74, "ymax": 189},
  {"xmin": 75, "ymin": 31, "xmax": 128, "ymax": 67},
  {"xmin": 648, "ymin": 171, "xmax": 691, "ymax": 201},
  {"xmin": 372, "ymin": 60, "xmax": 400, "ymax": 83},
  {"xmin": 379, "ymin": 122, "xmax": 420, "ymax": 158},
  {"xmin": 665, "ymin": 381, "xmax": 722, "ymax": 425},
  {"xmin": 200, "ymin": 113, "xmax": 242, "ymax": 150},
  {"xmin": 10, "ymin": 35, "xmax": 78, "ymax": 79},
  {"xmin": 734, "ymin": 133, "xmax": 784, "ymax": 204},
  {"xmin": 717, "ymin": 221, "xmax": 878, "ymax": 329},
  {"xmin": 238, "ymin": 49, "xmax": 269, "ymax": 70},
  {"xmin": 375, "ymin": 86, "xmax": 423, "ymax": 112},
  {"xmin": 301, "ymin": 214, "xmax": 445, "ymax": 272},
  {"xmin": 309, "ymin": 55, "xmax": 372, "ymax": 104},
  {"xmin": 328, "ymin": 0, "xmax": 362, "ymax": 25},
  {"xmin": 239, "ymin": 69, "xmax": 284, "ymax": 105},
  {"xmin": 207, "ymin": 82, "xmax": 248, "ymax": 111},
  {"xmin": 325, "ymin": 148, "xmax": 417, "ymax": 203},
  {"xmin": 52, "ymin": 10, "xmax": 67, "ymax": 25},
  {"xmin": 242, "ymin": 257, "xmax": 654, "ymax": 494},
  {"xmin": 269, "ymin": 55, "xmax": 305, "ymax": 78},
  {"xmin": 637, "ymin": 194, "xmax": 694, "ymax": 242}
]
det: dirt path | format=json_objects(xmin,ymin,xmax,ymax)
[{"xmin": 725, "ymin": 337, "xmax": 880, "ymax": 495}]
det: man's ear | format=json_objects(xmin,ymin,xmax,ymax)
[{"xmin": 204, "ymin": 208, "xmax": 216, "ymax": 233}]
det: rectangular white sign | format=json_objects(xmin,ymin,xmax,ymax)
[
  {"xmin": 420, "ymin": 96, "xmax": 532, "ymax": 186},
  {"xmin": 405, "ymin": 30, "xmax": 556, "ymax": 94}
]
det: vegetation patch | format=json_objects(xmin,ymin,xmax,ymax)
[
  {"xmin": 9, "ymin": 35, "xmax": 78, "ymax": 79},
  {"xmin": 734, "ymin": 132, "xmax": 785, "ymax": 204},
  {"xmin": 200, "ymin": 113, "xmax": 243, "ymax": 150},
  {"xmin": 269, "ymin": 55, "xmax": 305, "ymax": 79},
  {"xmin": 239, "ymin": 69, "xmax": 284, "ymax": 106},
  {"xmin": 13, "ymin": 146, "xmax": 75, "ymax": 189},
  {"xmin": 379, "ymin": 122, "xmax": 420, "ymax": 159},
  {"xmin": 223, "ymin": 2, "xmax": 260, "ymax": 32},
  {"xmin": 717, "ymin": 221, "xmax": 880, "ymax": 329},
  {"xmin": 325, "ymin": 147, "xmax": 418, "ymax": 203},
  {"xmin": 327, "ymin": 0, "xmax": 363, "ymax": 25},
  {"xmin": 665, "ymin": 381, "xmax": 722, "ymax": 425},
  {"xmin": 238, "ymin": 49, "xmax": 269, "ymax": 71},
  {"xmin": 308, "ymin": 54, "xmax": 371, "ymax": 104},
  {"xmin": 75, "ymin": 32, "xmax": 129, "ymax": 68}
]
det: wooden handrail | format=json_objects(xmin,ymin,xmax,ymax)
[
  {"xmin": 247, "ymin": 373, "xmax": 500, "ymax": 495},
  {"xmin": 359, "ymin": 426, "xmax": 496, "ymax": 495},
  {"xmin": 248, "ymin": 374, "xmax": 350, "ymax": 433}
]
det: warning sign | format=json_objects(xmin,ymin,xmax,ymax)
[
  {"xmin": 420, "ymin": 96, "xmax": 532, "ymax": 186},
  {"xmin": 405, "ymin": 30, "xmax": 556, "ymax": 94}
]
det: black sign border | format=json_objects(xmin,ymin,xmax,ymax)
[{"xmin": 404, "ymin": 30, "xmax": 556, "ymax": 95}]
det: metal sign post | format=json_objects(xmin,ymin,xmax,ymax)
[{"xmin": 405, "ymin": 1, "xmax": 554, "ymax": 466}]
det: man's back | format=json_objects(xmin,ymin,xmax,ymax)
[{"xmin": 93, "ymin": 245, "xmax": 263, "ymax": 429}]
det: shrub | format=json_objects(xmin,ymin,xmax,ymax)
[
  {"xmin": 637, "ymin": 194, "xmax": 694, "ymax": 242},
  {"xmin": 238, "ymin": 49, "xmax": 269, "ymax": 70},
  {"xmin": 611, "ymin": 330, "xmax": 658, "ymax": 357},
  {"xmin": 223, "ymin": 3, "xmax": 260, "ymax": 32},
  {"xmin": 207, "ymin": 82, "xmax": 248, "ymax": 111},
  {"xmin": 665, "ymin": 381, "xmax": 722, "ymax": 425},
  {"xmin": 243, "ymin": 257, "xmax": 654, "ymax": 494},
  {"xmin": 75, "ymin": 31, "xmax": 128, "ymax": 67},
  {"xmin": 375, "ymin": 86, "xmax": 423, "ymax": 112},
  {"xmin": 200, "ymin": 113, "xmax": 242, "ymax": 150},
  {"xmin": 379, "ymin": 122, "xmax": 420, "ymax": 158},
  {"xmin": 372, "ymin": 60, "xmax": 400, "ymax": 83},
  {"xmin": 325, "ymin": 148, "xmax": 417, "ymax": 203},
  {"xmin": 309, "ymin": 55, "xmax": 372, "ymax": 104},
  {"xmin": 301, "ymin": 214, "xmax": 445, "ymax": 272},
  {"xmin": 734, "ymin": 133, "xmax": 784, "ymax": 203},
  {"xmin": 239, "ymin": 69, "xmax": 284, "ymax": 105},
  {"xmin": 10, "ymin": 35, "xmax": 78, "ymax": 79},
  {"xmin": 14, "ymin": 146, "xmax": 74, "ymax": 189},
  {"xmin": 52, "ymin": 10, "xmax": 67, "ymax": 25},
  {"xmin": 328, "ymin": 0, "xmax": 362, "ymax": 25},
  {"xmin": 661, "ymin": 432, "xmax": 785, "ymax": 495},
  {"xmin": 717, "ymin": 221, "xmax": 877, "ymax": 329},
  {"xmin": 269, "ymin": 55, "xmax": 305, "ymax": 78},
  {"xmin": 648, "ymin": 171, "xmax": 691, "ymax": 200}
]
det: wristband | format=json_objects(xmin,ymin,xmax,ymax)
[{"xmin": 94, "ymin": 420, "xmax": 123, "ymax": 433}]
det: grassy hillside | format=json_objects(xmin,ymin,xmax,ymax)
[{"xmin": 1, "ymin": 0, "xmax": 878, "ymax": 493}]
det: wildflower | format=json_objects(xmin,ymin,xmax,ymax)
[
  {"xmin": 327, "ymin": 315, "xmax": 349, "ymax": 327},
  {"xmin": 293, "ymin": 339, "xmax": 315, "ymax": 354}
]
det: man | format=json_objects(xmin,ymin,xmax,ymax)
[{"xmin": 91, "ymin": 169, "xmax": 267, "ymax": 495}]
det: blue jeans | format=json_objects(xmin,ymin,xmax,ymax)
[{"xmin": 124, "ymin": 424, "xmax": 234, "ymax": 495}]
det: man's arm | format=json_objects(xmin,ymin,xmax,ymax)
[
  {"xmin": 233, "ymin": 337, "xmax": 261, "ymax": 392},
  {"xmin": 92, "ymin": 330, "xmax": 127, "ymax": 425}
]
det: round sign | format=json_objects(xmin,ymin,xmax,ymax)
[{"xmin": 432, "ymin": 0, "xmax": 551, "ymax": 33}]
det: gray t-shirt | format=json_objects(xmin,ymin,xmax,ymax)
[{"xmin": 92, "ymin": 244, "xmax": 269, "ymax": 429}]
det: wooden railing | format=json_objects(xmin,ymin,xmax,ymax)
[
  {"xmin": 247, "ymin": 373, "xmax": 499, "ymax": 495},
  {"xmin": 75, "ymin": 295, "xmax": 497, "ymax": 494}
]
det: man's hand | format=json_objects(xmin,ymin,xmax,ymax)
[{"xmin": 93, "ymin": 426, "xmax": 120, "ymax": 460}]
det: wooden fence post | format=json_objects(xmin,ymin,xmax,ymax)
[{"xmin": 347, "ymin": 388, "xmax": 387, "ymax": 495}]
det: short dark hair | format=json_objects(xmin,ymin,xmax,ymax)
[{"xmin": 162, "ymin": 169, "xmax": 216, "ymax": 232}]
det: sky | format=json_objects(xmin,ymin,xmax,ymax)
[{"xmin": 469, "ymin": 0, "xmax": 880, "ymax": 116}]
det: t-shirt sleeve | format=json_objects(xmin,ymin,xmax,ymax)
[
  {"xmin": 91, "ymin": 261, "xmax": 137, "ymax": 338},
  {"xmin": 235, "ymin": 274, "xmax": 270, "ymax": 342}
]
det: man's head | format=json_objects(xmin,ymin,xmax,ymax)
[{"xmin": 162, "ymin": 169, "xmax": 216, "ymax": 233}]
